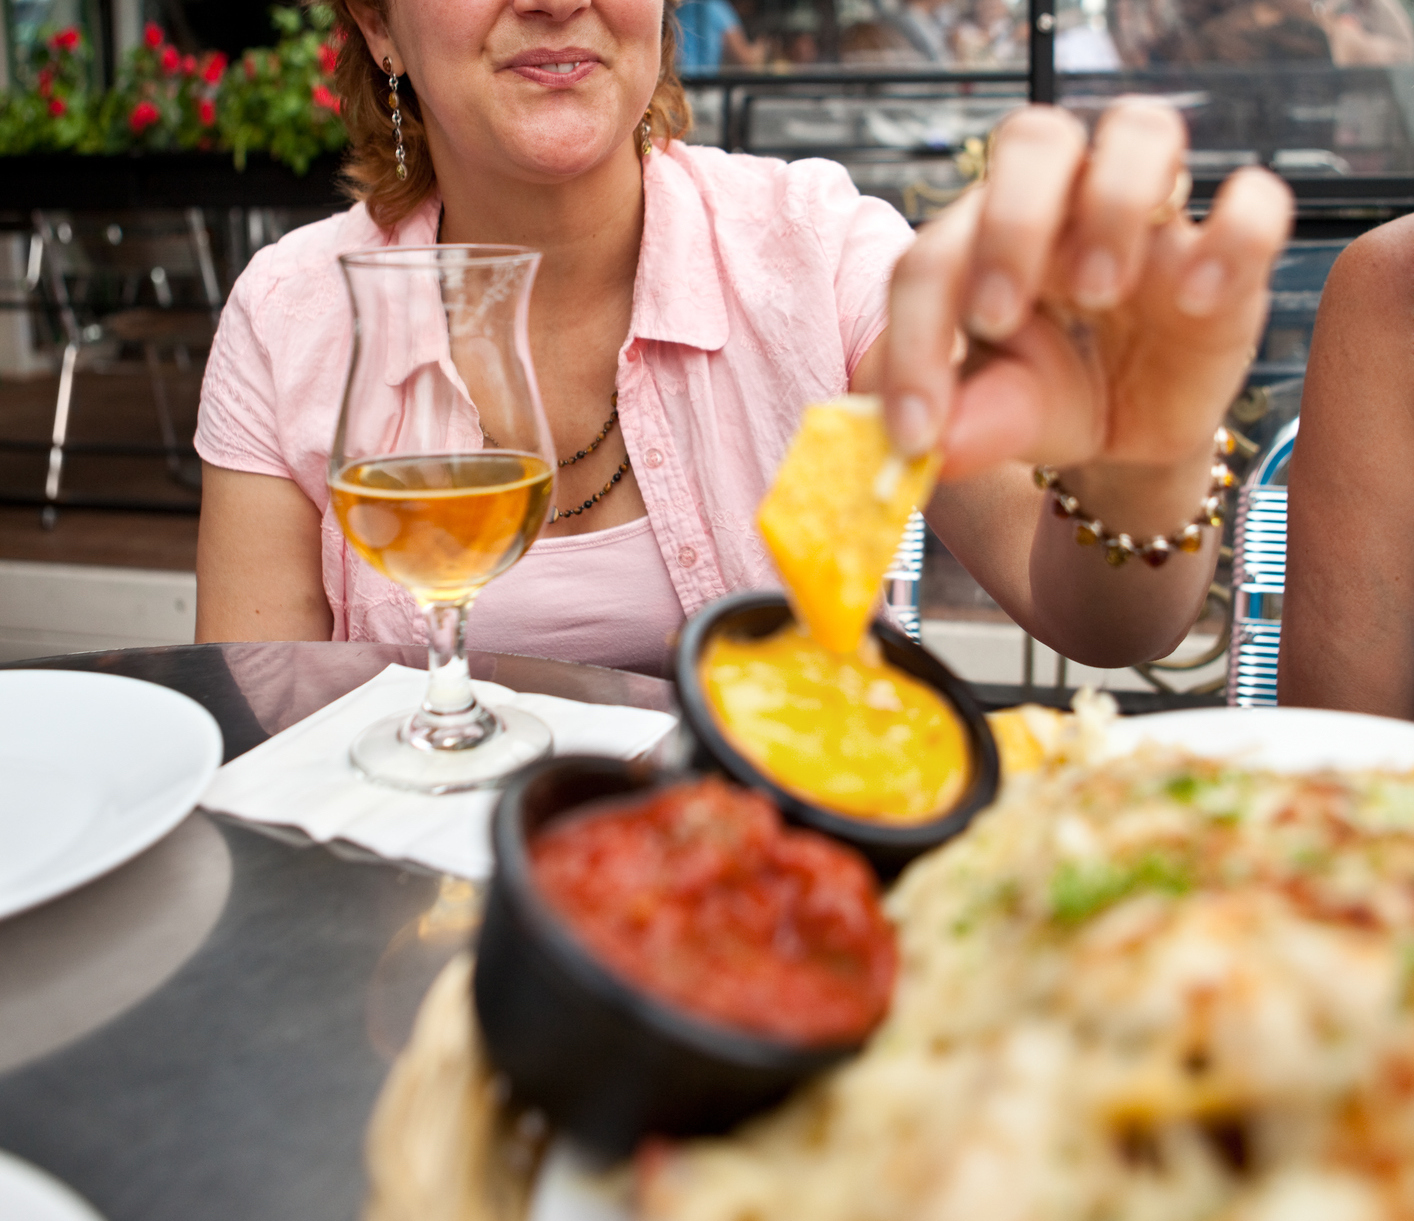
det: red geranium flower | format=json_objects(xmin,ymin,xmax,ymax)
[
  {"xmin": 143, "ymin": 22, "xmax": 164, "ymax": 49},
  {"xmin": 198, "ymin": 98, "xmax": 216, "ymax": 127},
  {"xmin": 202, "ymin": 51, "xmax": 228, "ymax": 84},
  {"xmin": 318, "ymin": 42, "xmax": 339, "ymax": 75},
  {"xmin": 36, "ymin": 69, "xmax": 53, "ymax": 98},
  {"xmin": 48, "ymin": 98, "xmax": 67, "ymax": 117},
  {"xmin": 49, "ymin": 27, "xmax": 80, "ymax": 53},
  {"xmin": 311, "ymin": 83, "xmax": 339, "ymax": 112},
  {"xmin": 129, "ymin": 100, "xmax": 161, "ymax": 133},
  {"xmin": 181, "ymin": 53, "xmax": 196, "ymax": 75},
  {"xmin": 160, "ymin": 45, "xmax": 180, "ymax": 74}
]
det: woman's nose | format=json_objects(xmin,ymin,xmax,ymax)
[{"xmin": 511, "ymin": 0, "xmax": 593, "ymax": 22}]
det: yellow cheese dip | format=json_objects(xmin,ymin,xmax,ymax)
[{"xmin": 701, "ymin": 625, "xmax": 970, "ymax": 824}]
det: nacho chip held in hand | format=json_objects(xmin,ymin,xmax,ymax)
[{"xmin": 758, "ymin": 395, "xmax": 941, "ymax": 654}]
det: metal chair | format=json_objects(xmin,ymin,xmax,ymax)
[
  {"xmin": 31, "ymin": 208, "xmax": 222, "ymax": 521},
  {"xmin": 884, "ymin": 508, "xmax": 927, "ymax": 641},
  {"xmin": 1228, "ymin": 417, "xmax": 1298, "ymax": 708}
]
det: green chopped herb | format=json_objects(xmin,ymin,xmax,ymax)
[
  {"xmin": 1050, "ymin": 853, "xmax": 1192, "ymax": 925},
  {"xmin": 1165, "ymin": 774, "xmax": 1199, "ymax": 803}
]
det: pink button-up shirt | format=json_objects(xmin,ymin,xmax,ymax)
[{"xmin": 196, "ymin": 142, "xmax": 915, "ymax": 655}]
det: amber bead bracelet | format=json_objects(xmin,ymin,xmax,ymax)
[{"xmin": 1033, "ymin": 427, "xmax": 1237, "ymax": 569}]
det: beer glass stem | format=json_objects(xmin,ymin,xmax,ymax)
[{"xmin": 407, "ymin": 600, "xmax": 498, "ymax": 752}]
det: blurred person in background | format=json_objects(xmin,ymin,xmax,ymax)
[
  {"xmin": 884, "ymin": 0, "xmax": 958, "ymax": 61},
  {"xmin": 952, "ymin": 0, "xmax": 1026, "ymax": 64},
  {"xmin": 1315, "ymin": 0, "xmax": 1414, "ymax": 64},
  {"xmin": 1110, "ymin": 0, "xmax": 1334, "ymax": 62},
  {"xmin": 675, "ymin": 0, "xmax": 767, "ymax": 68},
  {"xmin": 1054, "ymin": 0, "xmax": 1122, "ymax": 68}
]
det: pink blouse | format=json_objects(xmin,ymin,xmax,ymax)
[{"xmin": 195, "ymin": 141, "xmax": 915, "ymax": 664}]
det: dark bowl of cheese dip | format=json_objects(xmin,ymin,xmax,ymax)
[{"xmin": 473, "ymin": 755, "xmax": 896, "ymax": 1158}]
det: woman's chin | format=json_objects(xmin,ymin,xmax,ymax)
[{"xmin": 501, "ymin": 113, "xmax": 637, "ymax": 182}]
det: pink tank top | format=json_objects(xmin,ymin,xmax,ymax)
[{"xmin": 465, "ymin": 516, "xmax": 685, "ymax": 677}]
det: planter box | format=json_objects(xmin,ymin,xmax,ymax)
[{"xmin": 0, "ymin": 152, "xmax": 346, "ymax": 212}]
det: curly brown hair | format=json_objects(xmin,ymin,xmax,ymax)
[{"xmin": 321, "ymin": 1, "xmax": 691, "ymax": 231}]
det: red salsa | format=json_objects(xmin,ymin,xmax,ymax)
[{"xmin": 529, "ymin": 777, "xmax": 896, "ymax": 1045}]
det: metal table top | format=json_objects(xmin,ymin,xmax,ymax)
[{"xmin": 0, "ymin": 642, "xmax": 675, "ymax": 1221}]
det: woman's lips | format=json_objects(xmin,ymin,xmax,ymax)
[{"xmin": 506, "ymin": 52, "xmax": 599, "ymax": 87}]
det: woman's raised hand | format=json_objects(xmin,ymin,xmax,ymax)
[{"xmin": 882, "ymin": 99, "xmax": 1293, "ymax": 481}]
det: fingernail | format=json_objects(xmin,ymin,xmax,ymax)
[
  {"xmin": 891, "ymin": 393, "xmax": 939, "ymax": 458},
  {"xmin": 1073, "ymin": 247, "xmax": 1119, "ymax": 310},
  {"xmin": 969, "ymin": 271, "xmax": 1020, "ymax": 340},
  {"xmin": 1177, "ymin": 259, "xmax": 1225, "ymax": 317}
]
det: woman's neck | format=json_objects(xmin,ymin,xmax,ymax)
[{"xmin": 434, "ymin": 139, "xmax": 646, "ymax": 313}]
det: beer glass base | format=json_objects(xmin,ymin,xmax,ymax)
[{"xmin": 351, "ymin": 705, "xmax": 553, "ymax": 794}]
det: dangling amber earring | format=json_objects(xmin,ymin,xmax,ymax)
[
  {"xmin": 384, "ymin": 56, "xmax": 407, "ymax": 181},
  {"xmin": 639, "ymin": 109, "xmax": 653, "ymax": 158}
]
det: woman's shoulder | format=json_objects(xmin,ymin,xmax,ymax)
[
  {"xmin": 664, "ymin": 141, "xmax": 864, "ymax": 208},
  {"xmin": 228, "ymin": 202, "xmax": 391, "ymax": 327},
  {"xmin": 660, "ymin": 142, "xmax": 913, "ymax": 256},
  {"xmin": 1327, "ymin": 214, "xmax": 1414, "ymax": 302}
]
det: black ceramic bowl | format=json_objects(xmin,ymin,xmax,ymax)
[
  {"xmin": 472, "ymin": 755, "xmax": 861, "ymax": 1159},
  {"xmin": 675, "ymin": 590, "xmax": 1000, "ymax": 878}
]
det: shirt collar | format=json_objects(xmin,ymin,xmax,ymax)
[
  {"xmin": 629, "ymin": 148, "xmax": 730, "ymax": 352},
  {"xmin": 373, "ymin": 151, "xmax": 732, "ymax": 396}
]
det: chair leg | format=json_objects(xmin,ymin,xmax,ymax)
[
  {"xmin": 44, "ymin": 340, "xmax": 79, "ymax": 516},
  {"xmin": 144, "ymin": 342, "xmax": 182, "ymax": 478}
]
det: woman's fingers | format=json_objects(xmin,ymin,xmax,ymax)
[
  {"xmin": 1064, "ymin": 98, "xmax": 1188, "ymax": 311},
  {"xmin": 967, "ymin": 106, "xmax": 1088, "ymax": 340},
  {"xmin": 1174, "ymin": 167, "xmax": 1293, "ymax": 323},
  {"xmin": 882, "ymin": 187, "xmax": 983, "ymax": 457}
]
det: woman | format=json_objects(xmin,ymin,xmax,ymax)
[
  {"xmin": 1280, "ymin": 218, "xmax": 1414, "ymax": 717},
  {"xmin": 195, "ymin": 0, "xmax": 1292, "ymax": 677}
]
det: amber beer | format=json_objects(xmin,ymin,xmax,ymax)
[{"xmin": 330, "ymin": 451, "xmax": 553, "ymax": 602}]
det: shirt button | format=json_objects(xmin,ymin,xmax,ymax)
[
  {"xmin": 677, "ymin": 546, "xmax": 697, "ymax": 568},
  {"xmin": 625, "ymin": 344, "xmax": 639, "ymax": 362},
  {"xmin": 645, "ymin": 448, "xmax": 664, "ymax": 468}
]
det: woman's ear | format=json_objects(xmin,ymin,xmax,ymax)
[{"xmin": 345, "ymin": 0, "xmax": 402, "ymax": 74}]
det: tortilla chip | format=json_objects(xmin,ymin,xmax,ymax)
[{"xmin": 758, "ymin": 395, "xmax": 941, "ymax": 653}]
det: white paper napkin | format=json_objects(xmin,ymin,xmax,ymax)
[{"xmin": 200, "ymin": 663, "xmax": 678, "ymax": 879}]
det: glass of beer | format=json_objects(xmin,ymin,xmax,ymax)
[{"xmin": 329, "ymin": 245, "xmax": 555, "ymax": 792}]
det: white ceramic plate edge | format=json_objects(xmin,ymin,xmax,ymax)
[
  {"xmin": 0, "ymin": 671, "xmax": 224, "ymax": 921},
  {"xmin": 0, "ymin": 1150, "xmax": 105, "ymax": 1221}
]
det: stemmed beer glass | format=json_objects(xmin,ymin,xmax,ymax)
[{"xmin": 329, "ymin": 245, "xmax": 555, "ymax": 792}]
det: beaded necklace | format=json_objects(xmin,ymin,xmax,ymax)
[{"xmin": 482, "ymin": 391, "xmax": 632, "ymax": 523}]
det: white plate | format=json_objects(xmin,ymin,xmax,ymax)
[
  {"xmin": 0, "ymin": 1150, "xmax": 104, "ymax": 1221},
  {"xmin": 529, "ymin": 706, "xmax": 1414, "ymax": 1219},
  {"xmin": 0, "ymin": 671, "xmax": 223, "ymax": 921},
  {"xmin": 1106, "ymin": 706, "xmax": 1414, "ymax": 772}
]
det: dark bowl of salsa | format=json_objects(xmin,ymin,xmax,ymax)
[
  {"xmin": 675, "ymin": 590, "xmax": 1000, "ymax": 878},
  {"xmin": 473, "ymin": 755, "xmax": 895, "ymax": 1159}
]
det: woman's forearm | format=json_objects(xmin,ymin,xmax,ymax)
[
  {"xmin": 927, "ymin": 451, "xmax": 1218, "ymax": 669},
  {"xmin": 1027, "ymin": 450, "xmax": 1219, "ymax": 666}
]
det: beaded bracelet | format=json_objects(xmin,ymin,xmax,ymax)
[{"xmin": 1033, "ymin": 427, "xmax": 1237, "ymax": 568}]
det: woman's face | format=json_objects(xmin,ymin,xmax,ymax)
[{"xmin": 358, "ymin": 0, "xmax": 663, "ymax": 182}]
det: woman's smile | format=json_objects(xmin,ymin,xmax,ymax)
[{"xmin": 503, "ymin": 46, "xmax": 602, "ymax": 87}]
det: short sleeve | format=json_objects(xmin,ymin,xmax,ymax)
[
  {"xmin": 710, "ymin": 0, "xmax": 742, "ymax": 36},
  {"xmin": 194, "ymin": 257, "xmax": 291, "ymax": 480},
  {"xmin": 805, "ymin": 160, "xmax": 916, "ymax": 376}
]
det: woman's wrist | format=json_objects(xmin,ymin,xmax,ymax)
[{"xmin": 1038, "ymin": 433, "xmax": 1232, "ymax": 566}]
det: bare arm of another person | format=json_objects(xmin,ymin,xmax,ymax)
[
  {"xmin": 721, "ymin": 24, "xmax": 768, "ymax": 65},
  {"xmin": 195, "ymin": 463, "xmax": 334, "ymax": 643},
  {"xmin": 853, "ymin": 101, "xmax": 1291, "ymax": 668},
  {"xmin": 1279, "ymin": 220, "xmax": 1414, "ymax": 716}
]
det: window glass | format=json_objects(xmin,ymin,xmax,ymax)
[{"xmin": 1057, "ymin": 0, "xmax": 1414, "ymax": 175}]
